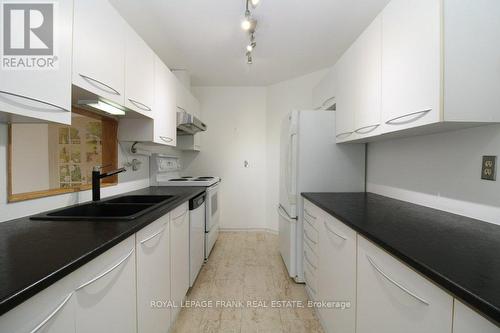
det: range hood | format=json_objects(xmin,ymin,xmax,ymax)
[{"xmin": 177, "ymin": 110, "xmax": 207, "ymax": 135}]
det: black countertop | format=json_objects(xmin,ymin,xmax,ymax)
[
  {"xmin": 302, "ymin": 192, "xmax": 500, "ymax": 325},
  {"xmin": 0, "ymin": 186, "xmax": 205, "ymax": 316}
]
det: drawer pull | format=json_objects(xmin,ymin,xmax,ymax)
[
  {"xmin": 354, "ymin": 124, "xmax": 380, "ymax": 134},
  {"xmin": 0, "ymin": 90, "xmax": 69, "ymax": 112},
  {"xmin": 323, "ymin": 221, "xmax": 347, "ymax": 241},
  {"xmin": 128, "ymin": 98, "xmax": 152, "ymax": 112},
  {"xmin": 160, "ymin": 136, "xmax": 173, "ymax": 143},
  {"xmin": 335, "ymin": 131, "xmax": 353, "ymax": 139},
  {"xmin": 304, "ymin": 270, "xmax": 317, "ymax": 294},
  {"xmin": 172, "ymin": 209, "xmax": 188, "ymax": 221},
  {"xmin": 29, "ymin": 292, "xmax": 73, "ymax": 333},
  {"xmin": 140, "ymin": 225, "xmax": 166, "ymax": 244},
  {"xmin": 385, "ymin": 109, "xmax": 432, "ymax": 125},
  {"xmin": 304, "ymin": 251, "xmax": 317, "ymax": 270},
  {"xmin": 304, "ymin": 209, "xmax": 316, "ymax": 220},
  {"xmin": 79, "ymin": 73, "xmax": 120, "ymax": 96},
  {"xmin": 304, "ymin": 229, "xmax": 317, "ymax": 245},
  {"xmin": 366, "ymin": 255, "xmax": 429, "ymax": 305},
  {"xmin": 77, "ymin": 248, "xmax": 134, "ymax": 290}
]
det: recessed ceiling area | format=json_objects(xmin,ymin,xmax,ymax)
[{"xmin": 110, "ymin": 0, "xmax": 391, "ymax": 86}]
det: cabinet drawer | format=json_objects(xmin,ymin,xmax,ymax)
[
  {"xmin": 303, "ymin": 240, "xmax": 319, "ymax": 273},
  {"xmin": 304, "ymin": 200, "xmax": 321, "ymax": 229},
  {"xmin": 303, "ymin": 218, "xmax": 319, "ymax": 252},
  {"xmin": 304, "ymin": 263, "xmax": 318, "ymax": 297},
  {"xmin": 357, "ymin": 235, "xmax": 453, "ymax": 333}
]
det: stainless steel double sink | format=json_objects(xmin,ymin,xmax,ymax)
[{"xmin": 30, "ymin": 195, "xmax": 177, "ymax": 221}]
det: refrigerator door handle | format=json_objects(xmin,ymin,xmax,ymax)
[
  {"xmin": 277, "ymin": 205, "xmax": 297, "ymax": 223},
  {"xmin": 286, "ymin": 133, "xmax": 297, "ymax": 204}
]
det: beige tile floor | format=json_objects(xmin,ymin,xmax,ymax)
[{"xmin": 171, "ymin": 231, "xmax": 324, "ymax": 333}]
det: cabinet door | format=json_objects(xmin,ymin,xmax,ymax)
[
  {"xmin": 381, "ymin": 0, "xmax": 441, "ymax": 133},
  {"xmin": 73, "ymin": 0, "xmax": 125, "ymax": 106},
  {"xmin": 124, "ymin": 25, "xmax": 155, "ymax": 118},
  {"xmin": 175, "ymin": 80, "xmax": 190, "ymax": 112},
  {"xmin": 318, "ymin": 214, "xmax": 357, "ymax": 333},
  {"xmin": 170, "ymin": 203, "xmax": 190, "ymax": 321},
  {"xmin": 137, "ymin": 214, "xmax": 171, "ymax": 333},
  {"xmin": 357, "ymin": 236, "xmax": 453, "ymax": 333},
  {"xmin": 335, "ymin": 49, "xmax": 356, "ymax": 143},
  {"xmin": 352, "ymin": 15, "xmax": 382, "ymax": 140},
  {"xmin": 0, "ymin": 0, "xmax": 72, "ymax": 125},
  {"xmin": 153, "ymin": 56, "xmax": 177, "ymax": 146},
  {"xmin": 74, "ymin": 236, "xmax": 136, "ymax": 333},
  {"xmin": 312, "ymin": 67, "xmax": 337, "ymax": 110},
  {"xmin": 453, "ymin": 300, "xmax": 500, "ymax": 333},
  {"xmin": 0, "ymin": 273, "xmax": 75, "ymax": 333}
]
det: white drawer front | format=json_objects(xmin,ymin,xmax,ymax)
[{"xmin": 303, "ymin": 218, "xmax": 319, "ymax": 252}]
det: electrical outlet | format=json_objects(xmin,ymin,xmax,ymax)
[{"xmin": 481, "ymin": 156, "xmax": 497, "ymax": 181}]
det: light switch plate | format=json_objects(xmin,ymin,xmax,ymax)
[{"xmin": 481, "ymin": 156, "xmax": 497, "ymax": 181}]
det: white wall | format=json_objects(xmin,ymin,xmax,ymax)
[
  {"xmin": 184, "ymin": 87, "xmax": 268, "ymax": 230},
  {"xmin": 265, "ymin": 69, "xmax": 328, "ymax": 231},
  {"xmin": 367, "ymin": 124, "xmax": 500, "ymax": 225},
  {"xmin": 0, "ymin": 124, "xmax": 151, "ymax": 222}
]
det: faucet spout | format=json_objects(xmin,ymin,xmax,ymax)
[{"xmin": 92, "ymin": 166, "xmax": 127, "ymax": 201}]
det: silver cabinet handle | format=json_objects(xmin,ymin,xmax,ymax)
[
  {"xmin": 354, "ymin": 124, "xmax": 380, "ymax": 134},
  {"xmin": 160, "ymin": 136, "xmax": 173, "ymax": 143},
  {"xmin": 77, "ymin": 248, "xmax": 134, "ymax": 290},
  {"xmin": 304, "ymin": 209, "xmax": 316, "ymax": 220},
  {"xmin": 385, "ymin": 109, "xmax": 432, "ymax": 125},
  {"xmin": 29, "ymin": 292, "xmax": 73, "ymax": 333},
  {"xmin": 140, "ymin": 225, "xmax": 166, "ymax": 244},
  {"xmin": 366, "ymin": 255, "xmax": 429, "ymax": 305},
  {"xmin": 304, "ymin": 251, "xmax": 317, "ymax": 270},
  {"xmin": 172, "ymin": 209, "xmax": 188, "ymax": 221},
  {"xmin": 128, "ymin": 98, "xmax": 151, "ymax": 112},
  {"xmin": 335, "ymin": 131, "xmax": 353, "ymax": 139},
  {"xmin": 79, "ymin": 73, "xmax": 120, "ymax": 96},
  {"xmin": 321, "ymin": 96, "xmax": 335, "ymax": 108},
  {"xmin": 304, "ymin": 215, "xmax": 315, "ymax": 227},
  {"xmin": 323, "ymin": 220, "xmax": 347, "ymax": 241},
  {"xmin": 277, "ymin": 205, "xmax": 297, "ymax": 223},
  {"xmin": 0, "ymin": 90, "xmax": 69, "ymax": 112},
  {"xmin": 304, "ymin": 270, "xmax": 317, "ymax": 294},
  {"xmin": 304, "ymin": 229, "xmax": 317, "ymax": 245}
]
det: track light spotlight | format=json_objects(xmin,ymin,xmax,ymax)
[{"xmin": 250, "ymin": 0, "xmax": 260, "ymax": 8}]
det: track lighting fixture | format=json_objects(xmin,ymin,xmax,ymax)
[{"xmin": 241, "ymin": 0, "xmax": 261, "ymax": 64}]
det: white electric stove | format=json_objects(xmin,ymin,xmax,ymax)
[{"xmin": 150, "ymin": 154, "xmax": 220, "ymax": 261}]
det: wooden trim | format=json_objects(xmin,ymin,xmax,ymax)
[
  {"xmin": 8, "ymin": 182, "xmax": 118, "ymax": 203},
  {"xmin": 7, "ymin": 108, "xmax": 120, "ymax": 203}
]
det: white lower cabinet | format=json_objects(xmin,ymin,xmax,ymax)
[
  {"xmin": 136, "ymin": 214, "xmax": 171, "ymax": 333},
  {"xmin": 453, "ymin": 300, "xmax": 500, "ymax": 333},
  {"xmin": 356, "ymin": 235, "xmax": 453, "ymax": 333},
  {"xmin": 0, "ymin": 273, "xmax": 75, "ymax": 333},
  {"xmin": 317, "ymin": 214, "xmax": 357, "ymax": 333},
  {"xmin": 74, "ymin": 236, "xmax": 136, "ymax": 333},
  {"xmin": 170, "ymin": 203, "xmax": 190, "ymax": 321}
]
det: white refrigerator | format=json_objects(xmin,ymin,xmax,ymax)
[{"xmin": 278, "ymin": 110, "xmax": 365, "ymax": 282}]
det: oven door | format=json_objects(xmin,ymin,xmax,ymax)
[{"xmin": 205, "ymin": 183, "xmax": 220, "ymax": 232}]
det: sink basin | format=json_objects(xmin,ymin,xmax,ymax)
[
  {"xmin": 30, "ymin": 195, "xmax": 178, "ymax": 221},
  {"xmin": 105, "ymin": 195, "xmax": 174, "ymax": 204}
]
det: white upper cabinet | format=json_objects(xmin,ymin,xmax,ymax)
[
  {"xmin": 381, "ymin": 0, "xmax": 441, "ymax": 133},
  {"xmin": 175, "ymin": 80, "xmax": 190, "ymax": 112},
  {"xmin": 124, "ymin": 24, "xmax": 155, "ymax": 118},
  {"xmin": 357, "ymin": 235, "xmax": 453, "ymax": 333},
  {"xmin": 118, "ymin": 56, "xmax": 177, "ymax": 146},
  {"xmin": 73, "ymin": 0, "xmax": 125, "ymax": 106},
  {"xmin": 453, "ymin": 300, "xmax": 500, "ymax": 333},
  {"xmin": 136, "ymin": 214, "xmax": 171, "ymax": 333},
  {"xmin": 352, "ymin": 15, "xmax": 382, "ymax": 140},
  {"xmin": 74, "ymin": 236, "xmax": 136, "ymax": 333},
  {"xmin": 312, "ymin": 67, "xmax": 337, "ymax": 110},
  {"xmin": 0, "ymin": 0, "xmax": 73, "ymax": 125},
  {"xmin": 335, "ymin": 50, "xmax": 357, "ymax": 142}
]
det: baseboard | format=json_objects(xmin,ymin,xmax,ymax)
[{"xmin": 219, "ymin": 227, "xmax": 278, "ymax": 235}]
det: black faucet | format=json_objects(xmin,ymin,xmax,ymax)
[{"xmin": 92, "ymin": 166, "xmax": 126, "ymax": 201}]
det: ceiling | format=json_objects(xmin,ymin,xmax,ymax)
[{"xmin": 110, "ymin": 0, "xmax": 391, "ymax": 86}]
